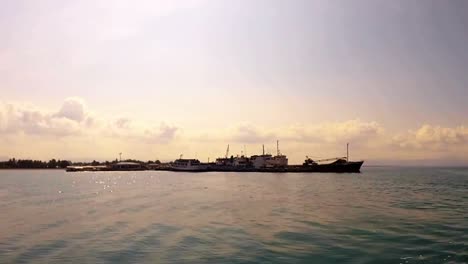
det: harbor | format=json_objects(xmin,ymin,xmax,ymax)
[{"xmin": 66, "ymin": 142, "xmax": 364, "ymax": 173}]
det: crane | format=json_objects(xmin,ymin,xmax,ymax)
[{"xmin": 225, "ymin": 144, "xmax": 230, "ymax": 158}]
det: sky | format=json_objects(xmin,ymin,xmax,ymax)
[{"xmin": 1, "ymin": 0, "xmax": 468, "ymax": 165}]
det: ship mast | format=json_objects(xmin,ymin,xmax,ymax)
[
  {"xmin": 347, "ymin": 143, "xmax": 349, "ymax": 161},
  {"xmin": 277, "ymin": 140, "xmax": 280, "ymax": 156},
  {"xmin": 262, "ymin": 144, "xmax": 265, "ymax": 155},
  {"xmin": 225, "ymin": 144, "xmax": 230, "ymax": 158}
]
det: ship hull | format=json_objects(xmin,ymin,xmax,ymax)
[
  {"xmin": 206, "ymin": 161, "xmax": 364, "ymax": 173},
  {"xmin": 67, "ymin": 162, "xmax": 364, "ymax": 173},
  {"xmin": 170, "ymin": 166, "xmax": 208, "ymax": 172},
  {"xmin": 286, "ymin": 161, "xmax": 364, "ymax": 173}
]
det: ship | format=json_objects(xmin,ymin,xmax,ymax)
[
  {"xmin": 209, "ymin": 141, "xmax": 363, "ymax": 173},
  {"xmin": 287, "ymin": 142, "xmax": 363, "ymax": 173},
  {"xmin": 170, "ymin": 156, "xmax": 208, "ymax": 172},
  {"xmin": 285, "ymin": 157, "xmax": 364, "ymax": 173},
  {"xmin": 65, "ymin": 142, "xmax": 364, "ymax": 173}
]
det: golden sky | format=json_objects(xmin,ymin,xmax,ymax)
[{"xmin": 1, "ymin": 1, "xmax": 468, "ymax": 165}]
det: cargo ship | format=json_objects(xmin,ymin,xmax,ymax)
[
  {"xmin": 285, "ymin": 157, "xmax": 364, "ymax": 173},
  {"xmin": 206, "ymin": 141, "xmax": 363, "ymax": 173},
  {"xmin": 66, "ymin": 142, "xmax": 364, "ymax": 173}
]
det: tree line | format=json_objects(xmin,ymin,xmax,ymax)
[
  {"xmin": 0, "ymin": 158, "xmax": 71, "ymax": 169},
  {"xmin": 0, "ymin": 158, "xmax": 162, "ymax": 169}
]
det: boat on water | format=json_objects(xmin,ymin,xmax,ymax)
[
  {"xmin": 210, "ymin": 141, "xmax": 363, "ymax": 173},
  {"xmin": 285, "ymin": 157, "xmax": 363, "ymax": 173},
  {"xmin": 170, "ymin": 158, "xmax": 208, "ymax": 172},
  {"xmin": 284, "ymin": 142, "xmax": 363, "ymax": 173},
  {"xmin": 65, "ymin": 142, "xmax": 364, "ymax": 173}
]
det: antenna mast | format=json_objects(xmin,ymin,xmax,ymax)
[
  {"xmin": 347, "ymin": 143, "xmax": 349, "ymax": 161},
  {"xmin": 277, "ymin": 140, "xmax": 280, "ymax": 156}
]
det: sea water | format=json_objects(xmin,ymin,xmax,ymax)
[{"xmin": 0, "ymin": 167, "xmax": 467, "ymax": 263}]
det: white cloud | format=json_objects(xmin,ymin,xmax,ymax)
[
  {"xmin": 0, "ymin": 101, "xmax": 82, "ymax": 137},
  {"xmin": 0, "ymin": 98, "xmax": 179, "ymax": 144},
  {"xmin": 213, "ymin": 119, "xmax": 382, "ymax": 145},
  {"xmin": 2, "ymin": 98, "xmax": 468, "ymax": 164},
  {"xmin": 283, "ymin": 119, "xmax": 383, "ymax": 144},
  {"xmin": 54, "ymin": 97, "xmax": 87, "ymax": 122},
  {"xmin": 231, "ymin": 124, "xmax": 276, "ymax": 143},
  {"xmin": 144, "ymin": 123, "xmax": 179, "ymax": 143},
  {"xmin": 394, "ymin": 124, "xmax": 468, "ymax": 149},
  {"xmin": 114, "ymin": 117, "xmax": 132, "ymax": 130}
]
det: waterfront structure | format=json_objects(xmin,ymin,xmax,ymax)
[
  {"xmin": 66, "ymin": 142, "xmax": 363, "ymax": 173},
  {"xmin": 111, "ymin": 162, "xmax": 143, "ymax": 170}
]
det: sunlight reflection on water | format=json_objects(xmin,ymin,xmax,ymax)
[{"xmin": 0, "ymin": 167, "xmax": 467, "ymax": 263}]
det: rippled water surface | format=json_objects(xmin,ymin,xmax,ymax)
[{"xmin": 0, "ymin": 167, "xmax": 467, "ymax": 263}]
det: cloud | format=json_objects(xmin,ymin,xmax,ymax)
[
  {"xmin": 114, "ymin": 117, "xmax": 131, "ymax": 129},
  {"xmin": 222, "ymin": 119, "xmax": 382, "ymax": 144},
  {"xmin": 194, "ymin": 119, "xmax": 383, "ymax": 146},
  {"xmin": 143, "ymin": 123, "xmax": 179, "ymax": 143},
  {"xmin": 104, "ymin": 118, "xmax": 179, "ymax": 144},
  {"xmin": 284, "ymin": 119, "xmax": 383, "ymax": 144},
  {"xmin": 0, "ymin": 98, "xmax": 179, "ymax": 144},
  {"xmin": 393, "ymin": 124, "xmax": 468, "ymax": 150},
  {"xmin": 54, "ymin": 97, "xmax": 86, "ymax": 122},
  {"xmin": 0, "ymin": 101, "xmax": 83, "ymax": 137},
  {"xmin": 3, "ymin": 98, "xmax": 468, "ymax": 164},
  {"xmin": 231, "ymin": 124, "xmax": 276, "ymax": 143}
]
